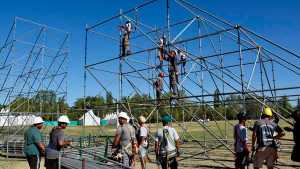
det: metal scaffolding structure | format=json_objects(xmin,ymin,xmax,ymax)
[
  {"xmin": 0, "ymin": 17, "xmax": 69, "ymax": 142},
  {"xmin": 83, "ymin": 0, "xmax": 300, "ymax": 167}
]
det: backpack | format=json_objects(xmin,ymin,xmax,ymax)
[
  {"xmin": 256, "ymin": 121, "xmax": 276, "ymax": 148},
  {"xmin": 159, "ymin": 128, "xmax": 177, "ymax": 158}
]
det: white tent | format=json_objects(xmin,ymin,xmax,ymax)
[
  {"xmin": 0, "ymin": 114, "xmax": 36, "ymax": 126},
  {"xmin": 103, "ymin": 112, "xmax": 118, "ymax": 125},
  {"xmin": 79, "ymin": 110, "xmax": 100, "ymax": 126}
]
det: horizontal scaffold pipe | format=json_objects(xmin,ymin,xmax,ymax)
[
  {"xmin": 74, "ymin": 86, "xmax": 300, "ymax": 109},
  {"xmin": 84, "ymin": 28, "xmax": 235, "ymax": 69},
  {"xmin": 86, "ymin": 0, "xmax": 159, "ymax": 31}
]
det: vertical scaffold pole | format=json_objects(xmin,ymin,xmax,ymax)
[
  {"xmin": 237, "ymin": 25, "xmax": 246, "ymax": 113},
  {"xmin": 118, "ymin": 9, "xmax": 123, "ymax": 116},
  {"xmin": 166, "ymin": 0, "xmax": 170, "ymax": 42},
  {"xmin": 84, "ymin": 25, "xmax": 88, "ymax": 110},
  {"xmin": 83, "ymin": 25, "xmax": 88, "ymax": 136}
]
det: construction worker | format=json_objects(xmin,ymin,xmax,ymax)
[
  {"xmin": 251, "ymin": 107, "xmax": 284, "ymax": 169},
  {"xmin": 45, "ymin": 115, "xmax": 71, "ymax": 169},
  {"xmin": 121, "ymin": 21, "xmax": 132, "ymax": 57},
  {"xmin": 284, "ymin": 109, "xmax": 300, "ymax": 162},
  {"xmin": 154, "ymin": 72, "xmax": 164, "ymax": 106},
  {"xmin": 234, "ymin": 112, "xmax": 249, "ymax": 169},
  {"xmin": 178, "ymin": 50, "xmax": 187, "ymax": 75},
  {"xmin": 155, "ymin": 114, "xmax": 180, "ymax": 169},
  {"xmin": 112, "ymin": 112, "xmax": 137, "ymax": 167},
  {"xmin": 24, "ymin": 116, "xmax": 45, "ymax": 169},
  {"xmin": 137, "ymin": 115, "xmax": 149, "ymax": 169},
  {"xmin": 167, "ymin": 50, "xmax": 179, "ymax": 97},
  {"xmin": 158, "ymin": 36, "xmax": 166, "ymax": 69}
]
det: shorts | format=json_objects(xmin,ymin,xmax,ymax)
[
  {"xmin": 254, "ymin": 147, "xmax": 277, "ymax": 168},
  {"xmin": 139, "ymin": 146, "xmax": 148, "ymax": 158},
  {"xmin": 44, "ymin": 158, "xmax": 59, "ymax": 169}
]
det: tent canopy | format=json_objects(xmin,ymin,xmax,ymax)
[{"xmin": 79, "ymin": 110, "xmax": 100, "ymax": 126}]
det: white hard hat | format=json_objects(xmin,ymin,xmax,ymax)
[
  {"xmin": 118, "ymin": 112, "xmax": 129, "ymax": 120},
  {"xmin": 58, "ymin": 115, "xmax": 70, "ymax": 124},
  {"xmin": 33, "ymin": 116, "xmax": 44, "ymax": 124}
]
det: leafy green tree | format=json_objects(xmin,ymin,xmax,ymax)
[
  {"xmin": 106, "ymin": 92, "xmax": 114, "ymax": 105},
  {"xmin": 278, "ymin": 96, "xmax": 293, "ymax": 117},
  {"xmin": 213, "ymin": 89, "xmax": 221, "ymax": 109}
]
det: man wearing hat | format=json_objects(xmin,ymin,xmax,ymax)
[
  {"xmin": 137, "ymin": 115, "xmax": 149, "ymax": 169},
  {"xmin": 155, "ymin": 114, "xmax": 180, "ymax": 169},
  {"xmin": 113, "ymin": 112, "xmax": 137, "ymax": 167},
  {"xmin": 234, "ymin": 112, "xmax": 249, "ymax": 169},
  {"xmin": 251, "ymin": 107, "xmax": 284, "ymax": 169},
  {"xmin": 24, "ymin": 116, "xmax": 45, "ymax": 169},
  {"xmin": 45, "ymin": 115, "xmax": 71, "ymax": 169}
]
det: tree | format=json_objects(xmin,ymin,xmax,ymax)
[
  {"xmin": 74, "ymin": 96, "xmax": 105, "ymax": 109},
  {"xmin": 106, "ymin": 92, "xmax": 114, "ymax": 105},
  {"xmin": 296, "ymin": 97, "xmax": 300, "ymax": 111},
  {"xmin": 225, "ymin": 94, "xmax": 242, "ymax": 120},
  {"xmin": 213, "ymin": 89, "xmax": 221, "ymax": 109},
  {"xmin": 278, "ymin": 96, "xmax": 293, "ymax": 117},
  {"xmin": 245, "ymin": 96, "xmax": 261, "ymax": 119}
]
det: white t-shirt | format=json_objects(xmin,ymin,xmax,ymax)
[
  {"xmin": 155, "ymin": 126, "xmax": 179, "ymax": 152},
  {"xmin": 139, "ymin": 126, "xmax": 148, "ymax": 147}
]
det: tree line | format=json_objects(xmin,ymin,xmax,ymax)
[{"xmin": 2, "ymin": 89, "xmax": 299, "ymax": 122}]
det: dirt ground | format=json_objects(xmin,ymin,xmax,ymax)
[
  {"xmin": 0, "ymin": 157, "xmax": 45, "ymax": 169},
  {"xmin": 1, "ymin": 156, "xmax": 299, "ymax": 169}
]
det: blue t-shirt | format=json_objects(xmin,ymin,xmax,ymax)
[
  {"xmin": 24, "ymin": 126, "xmax": 43, "ymax": 156},
  {"xmin": 234, "ymin": 124, "xmax": 247, "ymax": 153}
]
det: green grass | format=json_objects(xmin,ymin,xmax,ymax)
[{"xmin": 40, "ymin": 119, "xmax": 293, "ymax": 142}]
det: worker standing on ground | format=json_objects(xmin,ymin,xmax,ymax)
[
  {"xmin": 24, "ymin": 116, "xmax": 45, "ymax": 169},
  {"xmin": 121, "ymin": 21, "xmax": 132, "ymax": 57},
  {"xmin": 155, "ymin": 114, "xmax": 180, "ymax": 169},
  {"xmin": 154, "ymin": 72, "xmax": 164, "ymax": 106},
  {"xmin": 251, "ymin": 107, "xmax": 284, "ymax": 169},
  {"xmin": 284, "ymin": 109, "xmax": 300, "ymax": 162},
  {"xmin": 137, "ymin": 115, "xmax": 149, "ymax": 169},
  {"xmin": 158, "ymin": 36, "xmax": 166, "ymax": 69},
  {"xmin": 45, "ymin": 115, "xmax": 71, "ymax": 169},
  {"xmin": 167, "ymin": 50, "xmax": 179, "ymax": 98},
  {"xmin": 234, "ymin": 112, "xmax": 249, "ymax": 169},
  {"xmin": 112, "ymin": 112, "xmax": 137, "ymax": 167}
]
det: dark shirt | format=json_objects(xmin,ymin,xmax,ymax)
[
  {"xmin": 294, "ymin": 121, "xmax": 300, "ymax": 145},
  {"xmin": 253, "ymin": 118, "xmax": 279, "ymax": 148},
  {"xmin": 46, "ymin": 127, "xmax": 64, "ymax": 159}
]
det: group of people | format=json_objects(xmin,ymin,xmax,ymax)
[
  {"xmin": 112, "ymin": 112, "xmax": 180, "ymax": 169},
  {"xmin": 23, "ymin": 107, "xmax": 300, "ymax": 169},
  {"xmin": 154, "ymin": 48, "xmax": 187, "ymax": 106},
  {"xmin": 234, "ymin": 107, "xmax": 300, "ymax": 169},
  {"xmin": 24, "ymin": 115, "xmax": 71, "ymax": 169},
  {"xmin": 120, "ymin": 20, "xmax": 188, "ymax": 106}
]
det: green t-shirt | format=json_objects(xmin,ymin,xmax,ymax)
[{"xmin": 24, "ymin": 126, "xmax": 42, "ymax": 156}]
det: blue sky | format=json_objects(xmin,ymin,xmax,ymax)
[{"xmin": 0, "ymin": 0, "xmax": 299, "ymax": 106}]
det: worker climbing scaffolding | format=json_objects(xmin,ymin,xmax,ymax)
[
  {"xmin": 154, "ymin": 72, "xmax": 164, "ymax": 106},
  {"xmin": 178, "ymin": 49, "xmax": 187, "ymax": 75},
  {"xmin": 166, "ymin": 50, "xmax": 179, "ymax": 100},
  {"xmin": 121, "ymin": 21, "xmax": 132, "ymax": 57},
  {"xmin": 158, "ymin": 36, "xmax": 167, "ymax": 70}
]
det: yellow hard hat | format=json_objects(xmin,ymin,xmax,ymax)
[{"xmin": 263, "ymin": 107, "xmax": 273, "ymax": 116}]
